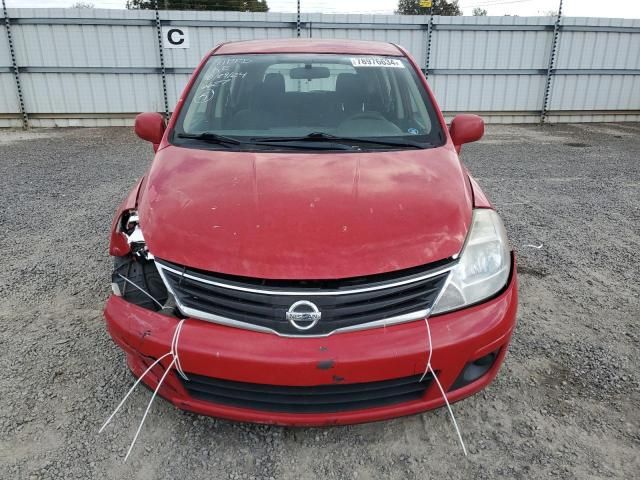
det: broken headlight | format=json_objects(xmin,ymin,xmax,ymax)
[
  {"xmin": 111, "ymin": 210, "xmax": 171, "ymax": 312},
  {"xmin": 120, "ymin": 210, "xmax": 152, "ymax": 260}
]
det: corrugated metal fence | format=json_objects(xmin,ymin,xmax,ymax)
[{"xmin": 1, "ymin": 8, "xmax": 639, "ymax": 127}]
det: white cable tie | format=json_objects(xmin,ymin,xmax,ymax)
[
  {"xmin": 124, "ymin": 357, "xmax": 176, "ymax": 462},
  {"xmin": 421, "ymin": 318, "xmax": 468, "ymax": 456},
  {"xmin": 172, "ymin": 319, "xmax": 189, "ymax": 381},
  {"xmin": 98, "ymin": 351, "xmax": 172, "ymax": 433},
  {"xmin": 419, "ymin": 316, "xmax": 433, "ymax": 383},
  {"xmin": 100, "ymin": 319, "xmax": 189, "ymax": 461}
]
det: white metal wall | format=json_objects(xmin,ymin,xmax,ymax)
[
  {"xmin": 549, "ymin": 16, "xmax": 640, "ymax": 120},
  {"xmin": 1, "ymin": 8, "xmax": 639, "ymax": 127},
  {"xmin": 429, "ymin": 16, "xmax": 553, "ymax": 116},
  {"xmin": 0, "ymin": 21, "xmax": 19, "ymax": 118}
]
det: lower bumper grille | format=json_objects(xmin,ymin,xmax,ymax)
[{"xmin": 180, "ymin": 373, "xmax": 433, "ymax": 413}]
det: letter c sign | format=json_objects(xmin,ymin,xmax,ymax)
[{"xmin": 162, "ymin": 26, "xmax": 189, "ymax": 49}]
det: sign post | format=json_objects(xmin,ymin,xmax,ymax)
[
  {"xmin": 423, "ymin": 0, "xmax": 434, "ymax": 80},
  {"xmin": 154, "ymin": 0, "xmax": 169, "ymax": 119},
  {"xmin": 541, "ymin": 0, "xmax": 564, "ymax": 124},
  {"xmin": 2, "ymin": 0, "xmax": 28, "ymax": 128}
]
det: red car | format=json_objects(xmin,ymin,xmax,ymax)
[{"xmin": 105, "ymin": 39, "xmax": 517, "ymax": 426}]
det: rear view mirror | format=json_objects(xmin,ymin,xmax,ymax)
[
  {"xmin": 449, "ymin": 114, "xmax": 484, "ymax": 154},
  {"xmin": 290, "ymin": 65, "xmax": 331, "ymax": 80},
  {"xmin": 134, "ymin": 112, "xmax": 165, "ymax": 152}
]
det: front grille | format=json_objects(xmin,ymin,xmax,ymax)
[
  {"xmin": 180, "ymin": 373, "xmax": 433, "ymax": 413},
  {"xmin": 156, "ymin": 258, "xmax": 452, "ymax": 336}
]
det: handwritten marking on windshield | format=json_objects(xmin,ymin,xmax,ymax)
[{"xmin": 195, "ymin": 66, "xmax": 249, "ymax": 104}]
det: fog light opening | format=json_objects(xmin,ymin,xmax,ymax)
[{"xmin": 450, "ymin": 350, "xmax": 499, "ymax": 391}]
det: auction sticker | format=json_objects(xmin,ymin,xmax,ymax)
[{"xmin": 350, "ymin": 57, "xmax": 404, "ymax": 68}]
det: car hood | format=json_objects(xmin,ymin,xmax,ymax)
[{"xmin": 138, "ymin": 145, "xmax": 472, "ymax": 279}]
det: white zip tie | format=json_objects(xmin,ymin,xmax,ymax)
[
  {"xmin": 98, "ymin": 351, "xmax": 172, "ymax": 434},
  {"xmin": 124, "ymin": 356, "xmax": 176, "ymax": 462},
  {"xmin": 420, "ymin": 317, "xmax": 468, "ymax": 456},
  {"xmin": 100, "ymin": 318, "xmax": 189, "ymax": 462},
  {"xmin": 171, "ymin": 319, "xmax": 189, "ymax": 381}
]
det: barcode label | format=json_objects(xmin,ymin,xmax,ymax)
[{"xmin": 350, "ymin": 57, "xmax": 404, "ymax": 68}]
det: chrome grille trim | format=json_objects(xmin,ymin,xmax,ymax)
[
  {"xmin": 176, "ymin": 303, "xmax": 430, "ymax": 338},
  {"xmin": 155, "ymin": 260, "xmax": 453, "ymax": 338},
  {"xmin": 155, "ymin": 261, "xmax": 455, "ymax": 296}
]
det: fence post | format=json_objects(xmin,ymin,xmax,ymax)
[
  {"xmin": 541, "ymin": 0, "xmax": 563, "ymax": 124},
  {"xmin": 154, "ymin": 1, "xmax": 170, "ymax": 120},
  {"xmin": 2, "ymin": 0, "xmax": 28, "ymax": 129},
  {"xmin": 424, "ymin": 12, "xmax": 434, "ymax": 79}
]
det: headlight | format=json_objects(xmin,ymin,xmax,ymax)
[{"xmin": 432, "ymin": 209, "xmax": 511, "ymax": 315}]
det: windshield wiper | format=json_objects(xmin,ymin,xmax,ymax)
[
  {"xmin": 177, "ymin": 132, "xmax": 355, "ymax": 150},
  {"xmin": 177, "ymin": 132, "xmax": 243, "ymax": 146},
  {"xmin": 253, "ymin": 132, "xmax": 426, "ymax": 149}
]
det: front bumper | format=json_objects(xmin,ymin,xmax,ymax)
[{"xmin": 103, "ymin": 270, "xmax": 517, "ymax": 426}]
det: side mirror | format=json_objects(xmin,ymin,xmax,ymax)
[
  {"xmin": 134, "ymin": 112, "xmax": 165, "ymax": 151},
  {"xmin": 449, "ymin": 114, "xmax": 484, "ymax": 154}
]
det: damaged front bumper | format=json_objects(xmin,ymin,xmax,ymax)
[{"xmin": 103, "ymin": 269, "xmax": 517, "ymax": 426}]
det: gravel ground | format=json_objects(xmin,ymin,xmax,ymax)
[{"xmin": 0, "ymin": 123, "xmax": 638, "ymax": 479}]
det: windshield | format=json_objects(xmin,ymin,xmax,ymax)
[{"xmin": 172, "ymin": 53, "xmax": 444, "ymax": 151}]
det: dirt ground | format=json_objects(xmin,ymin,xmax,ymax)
[{"xmin": 0, "ymin": 123, "xmax": 638, "ymax": 479}]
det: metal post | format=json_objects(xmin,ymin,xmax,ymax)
[
  {"xmin": 296, "ymin": 0, "xmax": 301, "ymax": 38},
  {"xmin": 2, "ymin": 0, "xmax": 28, "ymax": 129},
  {"xmin": 424, "ymin": 7, "xmax": 434, "ymax": 80},
  {"xmin": 154, "ymin": 1, "xmax": 170, "ymax": 119},
  {"xmin": 541, "ymin": 0, "xmax": 563, "ymax": 124}
]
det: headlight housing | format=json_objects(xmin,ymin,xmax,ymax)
[{"xmin": 431, "ymin": 209, "xmax": 511, "ymax": 315}]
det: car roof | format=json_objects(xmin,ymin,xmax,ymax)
[{"xmin": 214, "ymin": 39, "xmax": 404, "ymax": 56}]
